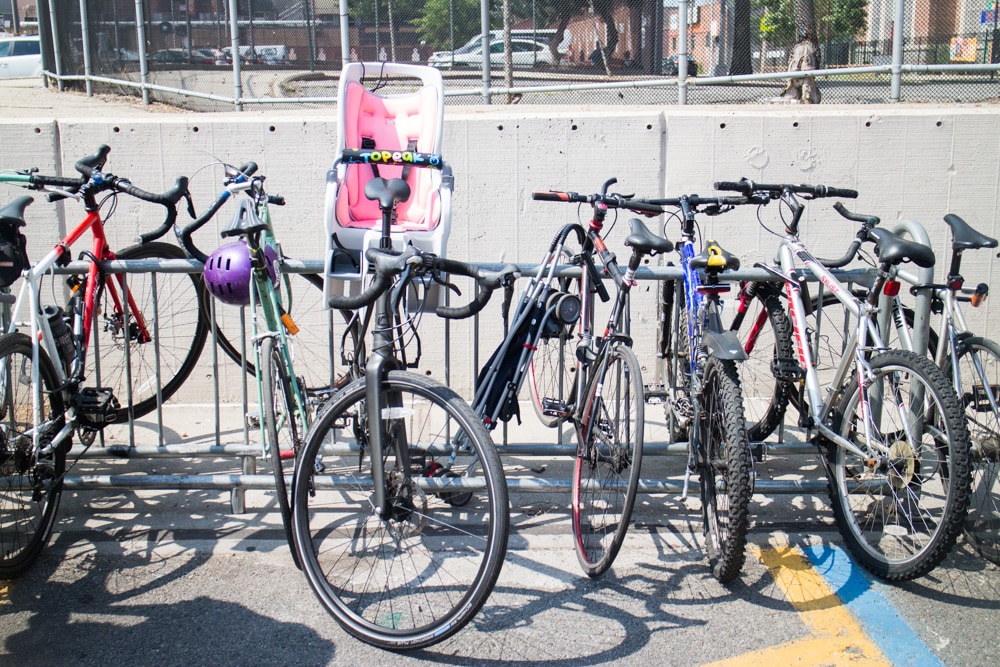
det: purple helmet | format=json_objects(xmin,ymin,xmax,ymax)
[{"xmin": 203, "ymin": 240, "xmax": 278, "ymax": 306}]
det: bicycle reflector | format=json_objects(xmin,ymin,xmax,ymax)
[
  {"xmin": 972, "ymin": 283, "xmax": 989, "ymax": 308},
  {"xmin": 883, "ymin": 279, "xmax": 900, "ymax": 297}
]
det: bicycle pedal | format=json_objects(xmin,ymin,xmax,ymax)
[
  {"xmin": 541, "ymin": 398, "xmax": 570, "ymax": 419},
  {"xmin": 771, "ymin": 357, "xmax": 804, "ymax": 382},
  {"xmin": 246, "ymin": 413, "xmax": 261, "ymax": 429},
  {"xmin": 74, "ymin": 387, "xmax": 120, "ymax": 427}
]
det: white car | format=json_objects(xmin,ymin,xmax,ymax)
[
  {"xmin": 0, "ymin": 36, "xmax": 42, "ymax": 79},
  {"xmin": 428, "ymin": 39, "xmax": 553, "ymax": 69}
]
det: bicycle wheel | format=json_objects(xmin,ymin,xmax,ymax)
[
  {"xmin": 88, "ymin": 242, "xmax": 208, "ymax": 422},
  {"xmin": 0, "ymin": 333, "xmax": 65, "ymax": 579},
  {"xmin": 697, "ymin": 357, "xmax": 752, "ymax": 583},
  {"xmin": 292, "ymin": 371, "xmax": 509, "ymax": 650},
  {"xmin": 260, "ymin": 336, "xmax": 302, "ymax": 568},
  {"xmin": 528, "ymin": 324, "xmax": 577, "ymax": 427},
  {"xmin": 950, "ymin": 336, "xmax": 1000, "ymax": 565},
  {"xmin": 659, "ymin": 280, "xmax": 692, "ymax": 441},
  {"xmin": 827, "ymin": 349, "xmax": 971, "ymax": 580},
  {"xmin": 572, "ymin": 344, "xmax": 644, "ymax": 578},
  {"xmin": 729, "ymin": 284, "xmax": 793, "ymax": 442},
  {"xmin": 213, "ymin": 272, "xmax": 348, "ymax": 396}
]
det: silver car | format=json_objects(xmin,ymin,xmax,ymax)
[
  {"xmin": 0, "ymin": 36, "xmax": 42, "ymax": 78},
  {"xmin": 428, "ymin": 39, "xmax": 553, "ymax": 69}
]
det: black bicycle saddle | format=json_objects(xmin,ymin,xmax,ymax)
[
  {"xmin": 868, "ymin": 228, "xmax": 935, "ymax": 268},
  {"xmin": 943, "ymin": 214, "xmax": 998, "ymax": 252}
]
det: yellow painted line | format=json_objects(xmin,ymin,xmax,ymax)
[
  {"xmin": 0, "ymin": 582, "xmax": 9, "ymax": 605},
  {"xmin": 706, "ymin": 543, "xmax": 891, "ymax": 667}
]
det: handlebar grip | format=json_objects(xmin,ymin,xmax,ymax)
[
  {"xmin": 341, "ymin": 148, "xmax": 444, "ymax": 169},
  {"xmin": 532, "ymin": 191, "xmax": 575, "ymax": 202},
  {"xmin": 75, "ymin": 145, "xmax": 111, "ymax": 178},
  {"xmin": 824, "ymin": 186, "xmax": 859, "ymax": 199},
  {"xmin": 816, "ymin": 239, "xmax": 863, "ymax": 268},
  {"xmin": 31, "ymin": 174, "xmax": 86, "ymax": 188},
  {"xmin": 238, "ymin": 162, "xmax": 258, "ymax": 177},
  {"xmin": 713, "ymin": 181, "xmax": 751, "ymax": 194},
  {"xmin": 832, "ymin": 201, "xmax": 879, "ymax": 225},
  {"xmin": 118, "ymin": 176, "xmax": 188, "ymax": 206},
  {"xmin": 267, "ymin": 195, "xmax": 285, "ymax": 206},
  {"xmin": 623, "ymin": 199, "xmax": 665, "ymax": 215}
]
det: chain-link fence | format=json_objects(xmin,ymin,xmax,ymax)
[{"xmin": 29, "ymin": 0, "xmax": 1000, "ymax": 109}]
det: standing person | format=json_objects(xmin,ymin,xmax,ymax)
[{"xmin": 781, "ymin": 28, "xmax": 821, "ymax": 104}]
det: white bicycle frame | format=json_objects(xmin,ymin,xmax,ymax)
[{"xmin": 768, "ymin": 236, "xmax": 904, "ymax": 462}]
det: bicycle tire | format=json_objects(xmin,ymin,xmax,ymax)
[
  {"xmin": 88, "ymin": 242, "xmax": 208, "ymax": 422},
  {"xmin": 213, "ymin": 272, "xmax": 352, "ymax": 397},
  {"xmin": 292, "ymin": 371, "xmax": 509, "ymax": 650},
  {"xmin": 729, "ymin": 284, "xmax": 794, "ymax": 442},
  {"xmin": 697, "ymin": 357, "xmax": 752, "ymax": 583},
  {"xmin": 949, "ymin": 336, "xmax": 1000, "ymax": 565},
  {"xmin": 827, "ymin": 349, "xmax": 971, "ymax": 581},
  {"xmin": 260, "ymin": 336, "xmax": 302, "ymax": 569},
  {"xmin": 0, "ymin": 333, "xmax": 66, "ymax": 579},
  {"xmin": 572, "ymin": 343, "xmax": 644, "ymax": 578}
]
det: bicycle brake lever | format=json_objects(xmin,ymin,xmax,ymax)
[{"xmin": 183, "ymin": 191, "xmax": 197, "ymax": 219}]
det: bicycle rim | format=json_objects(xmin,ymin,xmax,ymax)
[
  {"xmin": 0, "ymin": 333, "xmax": 65, "ymax": 579},
  {"xmin": 572, "ymin": 345, "xmax": 643, "ymax": 578},
  {"xmin": 954, "ymin": 337, "xmax": 1000, "ymax": 565},
  {"xmin": 827, "ymin": 350, "xmax": 971, "ymax": 580},
  {"xmin": 528, "ymin": 327, "xmax": 576, "ymax": 427},
  {"xmin": 292, "ymin": 371, "xmax": 508, "ymax": 650},
  {"xmin": 88, "ymin": 242, "xmax": 208, "ymax": 422}
]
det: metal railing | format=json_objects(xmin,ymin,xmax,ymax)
[{"xmin": 40, "ymin": 257, "xmax": 895, "ymax": 514}]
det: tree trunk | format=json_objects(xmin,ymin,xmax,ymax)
[{"xmin": 730, "ymin": 0, "xmax": 752, "ymax": 75}]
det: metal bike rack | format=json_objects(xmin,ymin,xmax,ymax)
[{"xmin": 48, "ymin": 258, "xmax": 881, "ymax": 510}]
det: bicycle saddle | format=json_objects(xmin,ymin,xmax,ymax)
[
  {"xmin": 365, "ymin": 177, "xmax": 411, "ymax": 210},
  {"xmin": 624, "ymin": 218, "xmax": 673, "ymax": 256},
  {"xmin": 943, "ymin": 214, "xmax": 998, "ymax": 252},
  {"xmin": 691, "ymin": 240, "xmax": 740, "ymax": 272},
  {"xmin": 221, "ymin": 200, "xmax": 268, "ymax": 238},
  {"xmin": 0, "ymin": 195, "xmax": 32, "ymax": 228},
  {"xmin": 867, "ymin": 228, "xmax": 935, "ymax": 268}
]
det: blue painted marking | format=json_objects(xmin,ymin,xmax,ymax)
[{"xmin": 802, "ymin": 544, "xmax": 944, "ymax": 667}]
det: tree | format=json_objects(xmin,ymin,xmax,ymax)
[
  {"xmin": 413, "ymin": 0, "xmax": 482, "ymax": 50},
  {"xmin": 823, "ymin": 0, "xmax": 866, "ymax": 40}
]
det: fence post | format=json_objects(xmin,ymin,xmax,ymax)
[
  {"xmin": 228, "ymin": 0, "xmax": 243, "ymax": 111},
  {"xmin": 890, "ymin": 0, "xmax": 904, "ymax": 101},
  {"xmin": 45, "ymin": 0, "xmax": 63, "ymax": 91},
  {"xmin": 339, "ymin": 0, "xmax": 350, "ymax": 65},
  {"xmin": 678, "ymin": 0, "xmax": 689, "ymax": 105},
  {"xmin": 134, "ymin": 0, "xmax": 150, "ymax": 105},
  {"xmin": 78, "ymin": 0, "xmax": 92, "ymax": 97},
  {"xmin": 481, "ymin": 0, "xmax": 490, "ymax": 104}
]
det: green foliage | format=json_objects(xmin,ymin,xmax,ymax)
[
  {"xmin": 822, "ymin": 0, "xmax": 867, "ymax": 40},
  {"xmin": 756, "ymin": 0, "xmax": 795, "ymax": 42},
  {"xmin": 412, "ymin": 0, "xmax": 483, "ymax": 50}
]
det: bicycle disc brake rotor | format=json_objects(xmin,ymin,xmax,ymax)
[{"xmin": 384, "ymin": 471, "xmax": 427, "ymax": 539}]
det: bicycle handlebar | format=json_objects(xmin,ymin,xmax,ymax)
[
  {"xmin": 328, "ymin": 247, "xmax": 519, "ymax": 320},
  {"xmin": 531, "ymin": 189, "xmax": 665, "ymax": 216},
  {"xmin": 714, "ymin": 179, "xmax": 858, "ymax": 200},
  {"xmin": 176, "ymin": 162, "xmax": 261, "ymax": 263}
]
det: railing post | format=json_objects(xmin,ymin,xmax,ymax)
[
  {"xmin": 46, "ymin": 0, "xmax": 63, "ymax": 91},
  {"xmin": 339, "ymin": 0, "xmax": 350, "ymax": 65},
  {"xmin": 78, "ymin": 0, "xmax": 93, "ymax": 97},
  {"xmin": 480, "ymin": 0, "xmax": 490, "ymax": 104},
  {"xmin": 134, "ymin": 0, "xmax": 150, "ymax": 105},
  {"xmin": 890, "ymin": 0, "xmax": 904, "ymax": 101}
]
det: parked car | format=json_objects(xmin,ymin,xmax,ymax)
[
  {"xmin": 150, "ymin": 49, "xmax": 189, "ymax": 64},
  {"xmin": 0, "ymin": 35, "xmax": 42, "ymax": 78},
  {"xmin": 190, "ymin": 48, "xmax": 224, "ymax": 65},
  {"xmin": 662, "ymin": 54, "xmax": 698, "ymax": 76},
  {"xmin": 428, "ymin": 39, "xmax": 554, "ymax": 69}
]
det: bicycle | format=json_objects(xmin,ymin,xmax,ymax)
[
  {"xmin": 292, "ymin": 149, "xmax": 512, "ymax": 650},
  {"xmin": 842, "ymin": 213, "xmax": 1000, "ymax": 566},
  {"xmin": 0, "ymin": 146, "xmax": 204, "ymax": 578},
  {"xmin": 654, "ymin": 193, "xmax": 759, "ymax": 583},
  {"xmin": 715, "ymin": 178, "xmax": 972, "ymax": 581},
  {"xmin": 177, "ymin": 160, "xmax": 321, "ymax": 566},
  {"xmin": 478, "ymin": 178, "xmax": 671, "ymax": 578}
]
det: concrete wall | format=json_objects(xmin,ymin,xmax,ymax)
[{"xmin": 2, "ymin": 105, "xmax": 999, "ymax": 403}]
